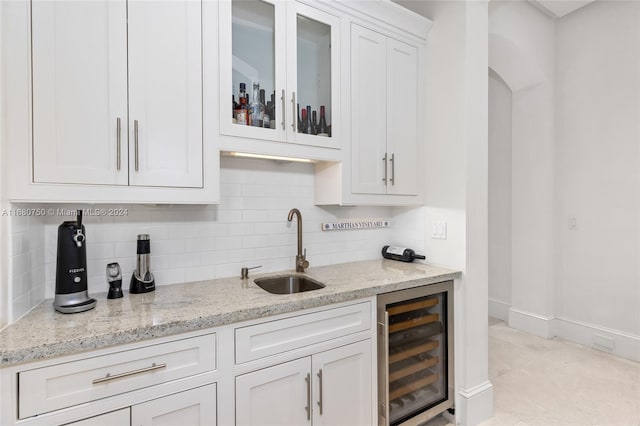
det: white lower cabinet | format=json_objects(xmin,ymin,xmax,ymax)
[
  {"xmin": 67, "ymin": 384, "xmax": 216, "ymax": 426},
  {"xmin": 235, "ymin": 340, "xmax": 372, "ymax": 426},
  {"xmin": 65, "ymin": 408, "xmax": 131, "ymax": 426},
  {"xmin": 132, "ymin": 384, "xmax": 216, "ymax": 426}
]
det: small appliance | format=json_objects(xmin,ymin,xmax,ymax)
[
  {"xmin": 106, "ymin": 262, "xmax": 123, "ymax": 299},
  {"xmin": 130, "ymin": 234, "xmax": 155, "ymax": 293},
  {"xmin": 53, "ymin": 210, "xmax": 97, "ymax": 314}
]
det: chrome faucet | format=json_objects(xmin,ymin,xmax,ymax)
[{"xmin": 287, "ymin": 208, "xmax": 309, "ymax": 272}]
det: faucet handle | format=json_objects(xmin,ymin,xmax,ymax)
[
  {"xmin": 300, "ymin": 249, "xmax": 310, "ymax": 270},
  {"xmin": 241, "ymin": 265, "xmax": 262, "ymax": 279}
]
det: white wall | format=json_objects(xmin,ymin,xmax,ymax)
[
  {"xmin": 490, "ymin": 0, "xmax": 557, "ymax": 336},
  {"xmin": 394, "ymin": 1, "xmax": 493, "ymax": 424},
  {"xmin": 488, "ymin": 69, "xmax": 512, "ymax": 321},
  {"xmin": 555, "ymin": 1, "xmax": 640, "ymax": 338}
]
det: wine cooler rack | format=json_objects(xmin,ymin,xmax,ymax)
[{"xmin": 378, "ymin": 281, "xmax": 454, "ymax": 426}]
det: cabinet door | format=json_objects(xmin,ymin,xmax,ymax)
[
  {"xmin": 350, "ymin": 24, "xmax": 387, "ymax": 195},
  {"xmin": 31, "ymin": 0, "xmax": 128, "ymax": 186},
  {"xmin": 287, "ymin": 3, "xmax": 341, "ymax": 149},
  {"xmin": 128, "ymin": 1, "xmax": 203, "ymax": 188},
  {"xmin": 219, "ymin": 0, "xmax": 287, "ymax": 142},
  {"xmin": 236, "ymin": 358, "xmax": 311, "ymax": 426},
  {"xmin": 131, "ymin": 384, "xmax": 216, "ymax": 426},
  {"xmin": 386, "ymin": 39, "xmax": 419, "ymax": 196},
  {"xmin": 312, "ymin": 340, "xmax": 373, "ymax": 426},
  {"xmin": 66, "ymin": 408, "xmax": 130, "ymax": 426}
]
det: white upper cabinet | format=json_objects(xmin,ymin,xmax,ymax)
[
  {"xmin": 219, "ymin": 0, "xmax": 340, "ymax": 153},
  {"xmin": 128, "ymin": 1, "xmax": 203, "ymax": 188},
  {"xmin": 31, "ymin": 0, "xmax": 128, "ymax": 186},
  {"xmin": 16, "ymin": 0, "xmax": 215, "ymax": 203},
  {"xmin": 351, "ymin": 25, "xmax": 419, "ymax": 197}
]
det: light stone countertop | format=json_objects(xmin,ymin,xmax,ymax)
[{"xmin": 0, "ymin": 259, "xmax": 461, "ymax": 367}]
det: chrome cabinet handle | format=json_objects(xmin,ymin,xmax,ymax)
[
  {"xmin": 305, "ymin": 372, "xmax": 311, "ymax": 421},
  {"xmin": 116, "ymin": 117, "xmax": 121, "ymax": 171},
  {"xmin": 92, "ymin": 362, "xmax": 166, "ymax": 385},
  {"xmin": 317, "ymin": 369, "xmax": 323, "ymax": 415},
  {"xmin": 382, "ymin": 153, "xmax": 388, "ymax": 183},
  {"xmin": 380, "ymin": 311, "xmax": 390, "ymax": 424},
  {"xmin": 291, "ymin": 92, "xmax": 297, "ymax": 132},
  {"xmin": 281, "ymin": 89, "xmax": 286, "ymax": 130},
  {"xmin": 134, "ymin": 119, "xmax": 139, "ymax": 172},
  {"xmin": 390, "ymin": 153, "xmax": 395, "ymax": 186}
]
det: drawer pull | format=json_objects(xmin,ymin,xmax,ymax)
[{"xmin": 92, "ymin": 362, "xmax": 166, "ymax": 385}]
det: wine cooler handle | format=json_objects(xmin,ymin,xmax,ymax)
[
  {"xmin": 305, "ymin": 372, "xmax": 311, "ymax": 421},
  {"xmin": 382, "ymin": 153, "xmax": 388, "ymax": 184},
  {"xmin": 317, "ymin": 368, "xmax": 323, "ymax": 415},
  {"xmin": 390, "ymin": 153, "xmax": 395, "ymax": 186},
  {"xmin": 291, "ymin": 92, "xmax": 297, "ymax": 132},
  {"xmin": 281, "ymin": 89, "xmax": 286, "ymax": 130},
  {"xmin": 116, "ymin": 117, "xmax": 121, "ymax": 171},
  {"xmin": 380, "ymin": 311, "xmax": 390, "ymax": 424},
  {"xmin": 134, "ymin": 119, "xmax": 139, "ymax": 172}
]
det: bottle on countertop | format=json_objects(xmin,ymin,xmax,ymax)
[{"xmin": 381, "ymin": 245, "xmax": 426, "ymax": 263}]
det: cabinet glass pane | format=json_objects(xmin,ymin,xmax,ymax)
[
  {"xmin": 232, "ymin": 0, "xmax": 276, "ymax": 129},
  {"xmin": 296, "ymin": 14, "xmax": 331, "ymax": 138}
]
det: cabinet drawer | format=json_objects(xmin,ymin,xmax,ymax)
[
  {"xmin": 19, "ymin": 333, "xmax": 216, "ymax": 419},
  {"xmin": 235, "ymin": 302, "xmax": 371, "ymax": 364}
]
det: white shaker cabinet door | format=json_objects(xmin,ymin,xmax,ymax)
[
  {"xmin": 31, "ymin": 0, "xmax": 128, "ymax": 186},
  {"xmin": 236, "ymin": 357, "xmax": 312, "ymax": 426},
  {"xmin": 386, "ymin": 39, "xmax": 419, "ymax": 196},
  {"xmin": 66, "ymin": 408, "xmax": 131, "ymax": 426},
  {"xmin": 312, "ymin": 340, "xmax": 373, "ymax": 426},
  {"xmin": 350, "ymin": 24, "xmax": 387, "ymax": 195},
  {"xmin": 132, "ymin": 384, "xmax": 217, "ymax": 426},
  {"xmin": 127, "ymin": 1, "xmax": 203, "ymax": 188}
]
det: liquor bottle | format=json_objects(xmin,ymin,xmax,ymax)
[
  {"xmin": 297, "ymin": 103, "xmax": 302, "ymax": 132},
  {"xmin": 317, "ymin": 105, "xmax": 329, "ymax": 136},
  {"xmin": 260, "ymin": 89, "xmax": 270, "ymax": 128},
  {"xmin": 311, "ymin": 110, "xmax": 318, "ymax": 135},
  {"xmin": 381, "ymin": 246, "xmax": 426, "ymax": 263},
  {"xmin": 300, "ymin": 108, "xmax": 308, "ymax": 134},
  {"xmin": 232, "ymin": 95, "xmax": 238, "ymax": 122},
  {"xmin": 270, "ymin": 92, "xmax": 276, "ymax": 129},
  {"xmin": 235, "ymin": 83, "xmax": 249, "ymax": 125},
  {"xmin": 250, "ymin": 82, "xmax": 265, "ymax": 127},
  {"xmin": 305, "ymin": 106, "xmax": 313, "ymax": 134}
]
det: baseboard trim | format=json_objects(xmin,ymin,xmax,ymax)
[
  {"xmin": 508, "ymin": 308, "xmax": 555, "ymax": 338},
  {"xmin": 554, "ymin": 316, "xmax": 640, "ymax": 362},
  {"xmin": 457, "ymin": 381, "xmax": 494, "ymax": 426},
  {"xmin": 488, "ymin": 298, "xmax": 510, "ymax": 321}
]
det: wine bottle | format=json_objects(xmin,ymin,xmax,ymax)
[
  {"xmin": 235, "ymin": 83, "xmax": 249, "ymax": 125},
  {"xmin": 270, "ymin": 91, "xmax": 276, "ymax": 129},
  {"xmin": 300, "ymin": 108, "xmax": 308, "ymax": 134},
  {"xmin": 305, "ymin": 105, "xmax": 313, "ymax": 134},
  {"xmin": 381, "ymin": 245, "xmax": 426, "ymax": 263},
  {"xmin": 317, "ymin": 105, "xmax": 329, "ymax": 136},
  {"xmin": 249, "ymin": 82, "xmax": 265, "ymax": 127},
  {"xmin": 311, "ymin": 110, "xmax": 318, "ymax": 135},
  {"xmin": 260, "ymin": 89, "xmax": 270, "ymax": 128},
  {"xmin": 297, "ymin": 103, "xmax": 302, "ymax": 132}
]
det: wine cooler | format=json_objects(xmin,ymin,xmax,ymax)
[{"xmin": 377, "ymin": 281, "xmax": 454, "ymax": 425}]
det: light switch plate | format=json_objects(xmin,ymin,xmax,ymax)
[{"xmin": 431, "ymin": 221, "xmax": 447, "ymax": 240}]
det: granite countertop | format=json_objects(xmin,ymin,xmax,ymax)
[{"xmin": 0, "ymin": 259, "xmax": 461, "ymax": 367}]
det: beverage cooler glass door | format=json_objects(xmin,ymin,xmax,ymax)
[
  {"xmin": 378, "ymin": 281, "xmax": 454, "ymax": 425},
  {"xmin": 287, "ymin": 3, "xmax": 340, "ymax": 149},
  {"xmin": 219, "ymin": 0, "xmax": 286, "ymax": 141}
]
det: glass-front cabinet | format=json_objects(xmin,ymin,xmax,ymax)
[{"xmin": 219, "ymin": 0, "xmax": 340, "ymax": 150}]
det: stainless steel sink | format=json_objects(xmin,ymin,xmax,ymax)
[{"xmin": 254, "ymin": 275, "xmax": 325, "ymax": 294}]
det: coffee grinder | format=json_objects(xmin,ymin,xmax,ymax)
[{"xmin": 53, "ymin": 210, "xmax": 97, "ymax": 313}]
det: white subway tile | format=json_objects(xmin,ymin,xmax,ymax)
[
  {"xmin": 153, "ymin": 269, "xmax": 186, "ymax": 286},
  {"xmin": 221, "ymin": 183, "xmax": 243, "ymax": 197},
  {"xmin": 154, "ymin": 239, "xmax": 186, "ymax": 256},
  {"xmin": 86, "ymin": 243, "xmax": 115, "ymax": 261},
  {"xmin": 11, "ymin": 252, "xmax": 29, "ymax": 278},
  {"xmin": 169, "ymin": 253, "xmax": 201, "ymax": 269},
  {"xmin": 241, "ymin": 210, "xmax": 269, "ymax": 223},
  {"xmin": 200, "ymin": 223, "xmax": 230, "ymax": 237},
  {"xmin": 228, "ymin": 223, "xmax": 254, "ymax": 236},
  {"xmin": 185, "ymin": 265, "xmax": 216, "ymax": 283},
  {"xmin": 242, "ymin": 184, "xmax": 270, "ymax": 198},
  {"xmin": 168, "ymin": 223, "xmax": 200, "ymax": 240}
]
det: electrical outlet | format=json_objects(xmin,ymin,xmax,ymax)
[
  {"xmin": 568, "ymin": 216, "xmax": 578, "ymax": 230},
  {"xmin": 431, "ymin": 221, "xmax": 447, "ymax": 240}
]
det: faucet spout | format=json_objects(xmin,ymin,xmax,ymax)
[{"xmin": 287, "ymin": 208, "xmax": 309, "ymax": 272}]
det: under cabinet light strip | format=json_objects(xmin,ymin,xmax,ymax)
[{"xmin": 222, "ymin": 151, "xmax": 316, "ymax": 163}]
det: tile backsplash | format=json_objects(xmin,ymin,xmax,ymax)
[{"xmin": 6, "ymin": 157, "xmax": 428, "ymax": 321}]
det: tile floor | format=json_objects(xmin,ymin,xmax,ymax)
[{"xmin": 426, "ymin": 318, "xmax": 640, "ymax": 426}]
